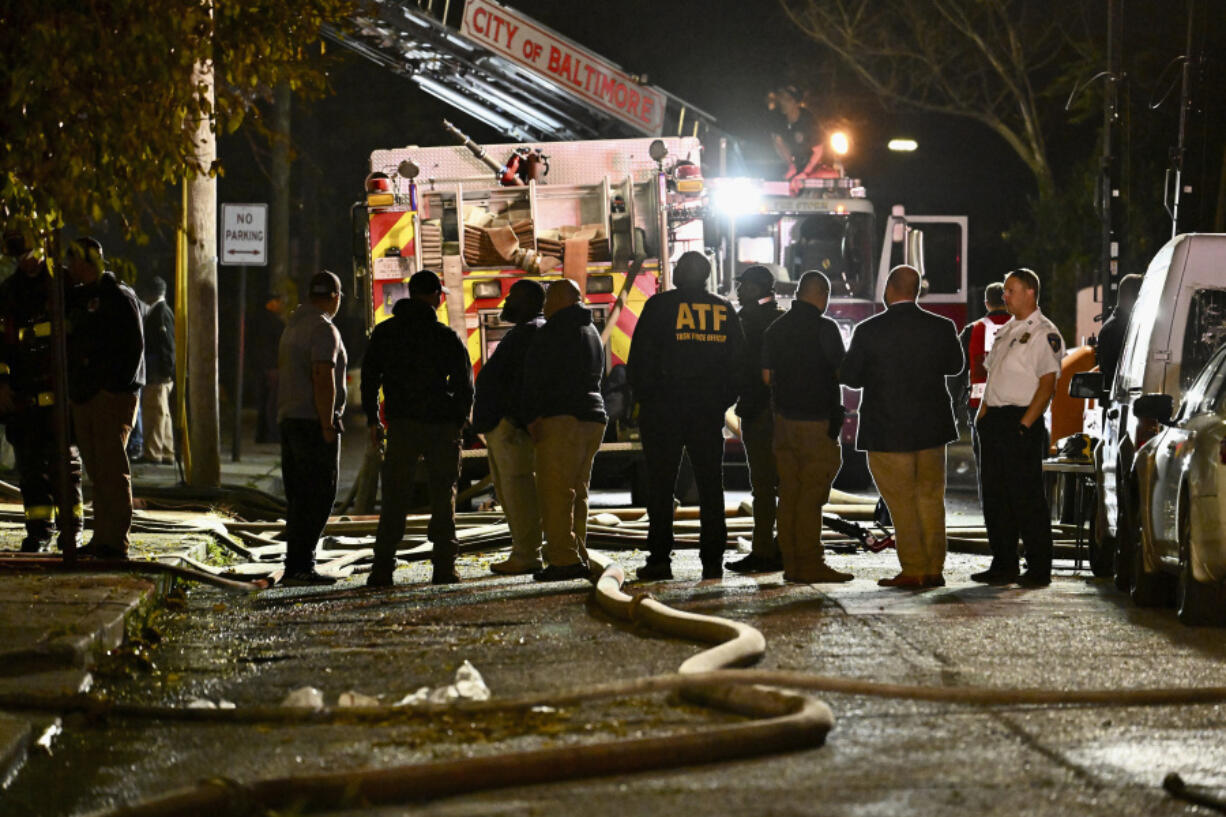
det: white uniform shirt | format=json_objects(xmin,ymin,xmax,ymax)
[{"xmin": 982, "ymin": 308, "xmax": 1065, "ymax": 408}]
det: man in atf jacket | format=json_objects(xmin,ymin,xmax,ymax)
[
  {"xmin": 627, "ymin": 251, "xmax": 745, "ymax": 582},
  {"xmin": 841, "ymin": 265, "xmax": 964, "ymax": 589},
  {"xmin": 520, "ymin": 279, "xmax": 607, "ymax": 582},
  {"xmin": 363, "ymin": 270, "xmax": 473, "ymax": 588},
  {"xmin": 472, "ymin": 279, "xmax": 546, "ymax": 576},
  {"xmin": 0, "ymin": 228, "xmax": 84, "ymax": 552},
  {"xmin": 65, "ymin": 237, "xmax": 145, "ymax": 558}
]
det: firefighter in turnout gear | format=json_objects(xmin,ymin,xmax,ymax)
[
  {"xmin": 0, "ymin": 229, "xmax": 84, "ymax": 552},
  {"xmin": 628, "ymin": 251, "xmax": 745, "ymax": 581}
]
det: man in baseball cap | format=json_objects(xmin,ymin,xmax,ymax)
[
  {"xmin": 308, "ymin": 270, "xmax": 343, "ymax": 298},
  {"xmin": 728, "ymin": 264, "xmax": 786, "ymax": 575},
  {"xmin": 407, "ymin": 269, "xmax": 447, "ymax": 296},
  {"xmin": 364, "ymin": 268, "xmax": 473, "ymax": 587},
  {"xmin": 275, "ymin": 269, "xmax": 347, "ymax": 586}
]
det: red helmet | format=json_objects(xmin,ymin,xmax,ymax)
[{"xmin": 365, "ymin": 172, "xmax": 392, "ymax": 193}]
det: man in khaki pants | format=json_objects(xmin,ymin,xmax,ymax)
[
  {"xmin": 472, "ymin": 280, "xmax": 546, "ymax": 574},
  {"xmin": 841, "ymin": 266, "xmax": 964, "ymax": 587},
  {"xmin": 762, "ymin": 272, "xmax": 852, "ymax": 584},
  {"xmin": 521, "ymin": 280, "xmax": 607, "ymax": 582},
  {"xmin": 65, "ymin": 238, "xmax": 146, "ymax": 558}
]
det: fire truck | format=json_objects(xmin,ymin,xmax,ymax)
[
  {"xmin": 351, "ymin": 133, "xmax": 969, "ymax": 490},
  {"xmin": 337, "ymin": 1, "xmax": 970, "ymax": 491},
  {"xmin": 706, "ymin": 172, "xmax": 969, "ymax": 484}
]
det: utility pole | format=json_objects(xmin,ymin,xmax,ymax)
[
  {"xmin": 1167, "ymin": 0, "xmax": 1197, "ymax": 238},
  {"xmin": 186, "ymin": 51, "xmax": 221, "ymax": 487},
  {"xmin": 1099, "ymin": 0, "xmax": 1123, "ymax": 311}
]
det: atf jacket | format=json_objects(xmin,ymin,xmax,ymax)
[
  {"xmin": 361, "ymin": 297, "xmax": 473, "ymax": 426},
  {"xmin": 840, "ymin": 301, "xmax": 963, "ymax": 452},
  {"xmin": 521, "ymin": 303, "xmax": 607, "ymax": 425},
  {"xmin": 0, "ymin": 263, "xmax": 63, "ymax": 409},
  {"xmin": 66, "ymin": 272, "xmax": 145, "ymax": 403},
  {"xmin": 627, "ymin": 285, "xmax": 745, "ymax": 411},
  {"xmin": 472, "ymin": 316, "xmax": 543, "ymax": 433},
  {"xmin": 735, "ymin": 297, "xmax": 785, "ymax": 419},
  {"xmin": 143, "ymin": 299, "xmax": 175, "ymax": 383}
]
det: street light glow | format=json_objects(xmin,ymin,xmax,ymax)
[
  {"xmin": 830, "ymin": 131, "xmax": 850, "ymax": 156},
  {"xmin": 888, "ymin": 138, "xmax": 918, "ymax": 152}
]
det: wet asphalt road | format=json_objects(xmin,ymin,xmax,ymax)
[{"xmin": 5, "ymin": 486, "xmax": 1226, "ymax": 817}]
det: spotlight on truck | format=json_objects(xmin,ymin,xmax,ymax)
[{"xmin": 711, "ymin": 177, "xmax": 763, "ymax": 216}]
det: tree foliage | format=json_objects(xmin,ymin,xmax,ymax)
[
  {"xmin": 779, "ymin": 0, "xmax": 1094, "ymax": 197},
  {"xmin": 0, "ymin": 0, "xmax": 357, "ymax": 248}
]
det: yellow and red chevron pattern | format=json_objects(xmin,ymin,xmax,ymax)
[{"xmin": 365, "ymin": 208, "xmax": 658, "ymax": 374}]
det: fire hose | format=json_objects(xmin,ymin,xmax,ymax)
[
  {"xmin": 0, "ymin": 547, "xmax": 1216, "ymax": 809},
  {"xmin": 3, "ymin": 555, "xmax": 1222, "ymax": 816}
]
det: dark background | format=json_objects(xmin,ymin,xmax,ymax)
[{"xmin": 97, "ymin": 0, "xmax": 1223, "ymax": 409}]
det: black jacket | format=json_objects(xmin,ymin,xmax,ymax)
[
  {"xmin": 736, "ymin": 297, "xmax": 785, "ymax": 419},
  {"xmin": 472, "ymin": 316, "xmax": 543, "ymax": 433},
  {"xmin": 521, "ymin": 304, "xmax": 607, "ymax": 425},
  {"xmin": 66, "ymin": 272, "xmax": 145, "ymax": 402},
  {"xmin": 361, "ymin": 297, "xmax": 473, "ymax": 426},
  {"xmin": 626, "ymin": 285, "xmax": 745, "ymax": 411},
  {"xmin": 143, "ymin": 299, "xmax": 175, "ymax": 383},
  {"xmin": 763, "ymin": 300, "xmax": 844, "ymax": 421},
  {"xmin": 840, "ymin": 301, "xmax": 964, "ymax": 452}
]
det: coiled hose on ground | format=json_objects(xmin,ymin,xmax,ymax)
[{"xmin": 3, "ymin": 554, "xmax": 1221, "ymax": 817}]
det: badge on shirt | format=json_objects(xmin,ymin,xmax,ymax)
[
  {"xmin": 1047, "ymin": 333, "xmax": 1061, "ymax": 354},
  {"xmin": 1020, "ymin": 332, "xmax": 1030, "ymax": 343}
]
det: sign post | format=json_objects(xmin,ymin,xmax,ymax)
[{"xmin": 220, "ymin": 203, "xmax": 268, "ymax": 462}]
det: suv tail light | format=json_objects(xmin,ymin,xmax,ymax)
[{"xmin": 1134, "ymin": 417, "xmax": 1162, "ymax": 448}]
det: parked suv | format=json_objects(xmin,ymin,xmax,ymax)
[{"xmin": 1076, "ymin": 234, "xmax": 1226, "ymax": 592}]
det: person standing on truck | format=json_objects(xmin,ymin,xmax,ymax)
[
  {"xmin": 763, "ymin": 271, "xmax": 853, "ymax": 584},
  {"xmin": 521, "ymin": 279, "xmax": 606, "ymax": 583},
  {"xmin": 972, "ymin": 268, "xmax": 1065, "ymax": 588},
  {"xmin": 771, "ymin": 86, "xmax": 826, "ymax": 196},
  {"xmin": 727, "ymin": 265, "xmax": 785, "ymax": 575},
  {"xmin": 275, "ymin": 270, "xmax": 347, "ymax": 585},
  {"xmin": 364, "ymin": 270, "xmax": 473, "ymax": 588},
  {"xmin": 842, "ymin": 265, "xmax": 964, "ymax": 589},
  {"xmin": 958, "ymin": 282, "xmax": 1012, "ymax": 499},
  {"xmin": 1095, "ymin": 273, "xmax": 1143, "ymax": 393},
  {"xmin": 65, "ymin": 237, "xmax": 146, "ymax": 559},
  {"xmin": 473, "ymin": 279, "xmax": 546, "ymax": 575},
  {"xmin": 0, "ymin": 227, "xmax": 84, "ymax": 553},
  {"xmin": 628, "ymin": 251, "xmax": 745, "ymax": 582}
]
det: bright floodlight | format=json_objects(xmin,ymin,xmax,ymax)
[
  {"xmin": 712, "ymin": 178, "xmax": 762, "ymax": 216},
  {"xmin": 830, "ymin": 131, "xmax": 850, "ymax": 156},
  {"xmin": 888, "ymin": 138, "xmax": 918, "ymax": 152}
]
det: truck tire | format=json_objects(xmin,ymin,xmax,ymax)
[
  {"xmin": 1176, "ymin": 490, "xmax": 1226, "ymax": 626},
  {"xmin": 834, "ymin": 444, "xmax": 872, "ymax": 491}
]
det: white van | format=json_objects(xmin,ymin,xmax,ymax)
[{"xmin": 1086, "ymin": 233, "xmax": 1226, "ymax": 590}]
